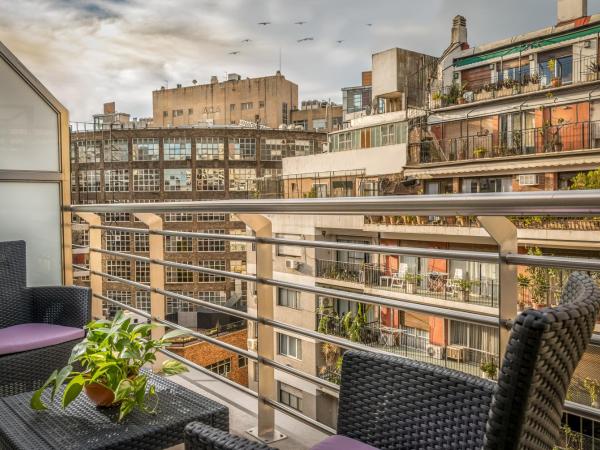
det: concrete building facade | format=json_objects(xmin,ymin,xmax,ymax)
[
  {"xmin": 152, "ymin": 72, "xmax": 298, "ymax": 129},
  {"xmin": 290, "ymin": 100, "xmax": 343, "ymax": 133}
]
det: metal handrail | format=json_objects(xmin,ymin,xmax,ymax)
[{"xmin": 67, "ymin": 190, "xmax": 600, "ymax": 216}]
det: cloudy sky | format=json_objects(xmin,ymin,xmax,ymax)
[{"xmin": 2, "ymin": 0, "xmax": 600, "ymax": 122}]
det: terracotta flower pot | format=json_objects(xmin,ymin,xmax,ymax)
[{"xmin": 85, "ymin": 382, "xmax": 117, "ymax": 407}]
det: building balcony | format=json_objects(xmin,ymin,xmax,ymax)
[{"xmin": 408, "ymin": 120, "xmax": 600, "ymax": 166}]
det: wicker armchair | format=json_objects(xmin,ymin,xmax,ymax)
[
  {"xmin": 0, "ymin": 240, "xmax": 91, "ymax": 396},
  {"xmin": 184, "ymin": 272, "xmax": 600, "ymax": 450}
]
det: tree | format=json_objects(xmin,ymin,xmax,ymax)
[{"xmin": 570, "ymin": 168, "xmax": 600, "ymax": 190}]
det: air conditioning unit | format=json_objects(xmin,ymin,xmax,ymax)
[
  {"xmin": 247, "ymin": 338, "xmax": 258, "ymax": 351},
  {"xmin": 286, "ymin": 259, "xmax": 301, "ymax": 270},
  {"xmin": 518, "ymin": 174, "xmax": 540, "ymax": 186},
  {"xmin": 426, "ymin": 344, "xmax": 445, "ymax": 360}
]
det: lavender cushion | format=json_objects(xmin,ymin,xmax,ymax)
[
  {"xmin": 0, "ymin": 323, "xmax": 84, "ymax": 356},
  {"xmin": 310, "ymin": 435, "xmax": 379, "ymax": 450}
]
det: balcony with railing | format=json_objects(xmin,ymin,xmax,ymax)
[
  {"xmin": 5, "ymin": 192, "xmax": 600, "ymax": 449},
  {"xmin": 408, "ymin": 120, "xmax": 600, "ymax": 166}
]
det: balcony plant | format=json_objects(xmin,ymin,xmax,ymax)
[
  {"xmin": 30, "ymin": 312, "xmax": 188, "ymax": 421},
  {"xmin": 583, "ymin": 378, "xmax": 600, "ymax": 408},
  {"xmin": 587, "ymin": 62, "xmax": 600, "ymax": 82},
  {"xmin": 473, "ymin": 147, "xmax": 487, "ymax": 159},
  {"xmin": 405, "ymin": 273, "xmax": 422, "ymax": 294},
  {"xmin": 454, "ymin": 279, "xmax": 476, "ymax": 303},
  {"xmin": 480, "ymin": 360, "xmax": 498, "ymax": 380}
]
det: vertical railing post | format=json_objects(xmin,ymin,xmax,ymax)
[
  {"xmin": 477, "ymin": 216, "xmax": 518, "ymax": 361},
  {"xmin": 134, "ymin": 213, "xmax": 166, "ymax": 368},
  {"xmin": 239, "ymin": 213, "xmax": 286, "ymax": 444},
  {"xmin": 76, "ymin": 213, "xmax": 103, "ymax": 319}
]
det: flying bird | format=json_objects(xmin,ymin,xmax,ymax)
[
  {"xmin": 241, "ymin": 39, "xmax": 251, "ymax": 43},
  {"xmin": 336, "ymin": 40, "xmax": 344, "ymax": 44},
  {"xmin": 258, "ymin": 22, "xmax": 271, "ymax": 25},
  {"xmin": 294, "ymin": 21, "xmax": 307, "ymax": 25},
  {"xmin": 229, "ymin": 51, "xmax": 240, "ymax": 55},
  {"xmin": 366, "ymin": 23, "xmax": 373, "ymax": 26},
  {"xmin": 297, "ymin": 37, "xmax": 314, "ymax": 42}
]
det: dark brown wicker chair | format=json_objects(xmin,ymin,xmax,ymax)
[
  {"xmin": 184, "ymin": 272, "xmax": 600, "ymax": 450},
  {"xmin": 0, "ymin": 240, "xmax": 91, "ymax": 396}
]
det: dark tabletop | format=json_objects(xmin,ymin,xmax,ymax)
[{"xmin": 0, "ymin": 371, "xmax": 228, "ymax": 450}]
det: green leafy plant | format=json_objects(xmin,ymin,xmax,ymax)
[
  {"xmin": 517, "ymin": 273, "xmax": 531, "ymax": 287},
  {"xmin": 583, "ymin": 378, "xmax": 600, "ymax": 407},
  {"xmin": 405, "ymin": 273, "xmax": 423, "ymax": 285},
  {"xmin": 454, "ymin": 279, "xmax": 478, "ymax": 293},
  {"xmin": 570, "ymin": 168, "xmax": 600, "ymax": 190},
  {"xmin": 480, "ymin": 360, "xmax": 498, "ymax": 379},
  {"xmin": 473, "ymin": 147, "xmax": 487, "ymax": 158},
  {"xmin": 31, "ymin": 312, "xmax": 188, "ymax": 421}
]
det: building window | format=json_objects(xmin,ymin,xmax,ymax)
[
  {"xmin": 136, "ymin": 261, "xmax": 150, "ymax": 284},
  {"xmin": 106, "ymin": 260, "xmax": 130, "ymax": 279},
  {"xmin": 259, "ymin": 100, "xmax": 265, "ymax": 108},
  {"xmin": 105, "ymin": 231, "xmax": 130, "ymax": 252},
  {"xmin": 77, "ymin": 141, "xmax": 101, "ymax": 163},
  {"xmin": 164, "ymin": 212, "xmax": 194, "ymax": 222},
  {"xmin": 261, "ymin": 139, "xmax": 285, "ymax": 161},
  {"xmin": 241, "ymin": 102, "xmax": 253, "ymax": 110},
  {"xmin": 229, "ymin": 138, "xmax": 256, "ymax": 160},
  {"xmin": 312, "ymin": 118, "xmax": 326, "ymax": 130},
  {"xmin": 230, "ymin": 104, "xmax": 236, "ymax": 112},
  {"xmin": 282, "ymin": 103, "xmax": 288, "ymax": 124},
  {"xmin": 132, "ymin": 138, "xmax": 159, "ymax": 161},
  {"xmin": 164, "ymin": 168, "xmax": 192, "ymax": 191},
  {"xmin": 188, "ymin": 108, "xmax": 194, "ymax": 115},
  {"xmin": 165, "ymin": 235, "xmax": 194, "ymax": 252},
  {"xmin": 103, "ymin": 139, "xmax": 128, "ymax": 162},
  {"xmin": 198, "ymin": 213, "xmax": 227, "ymax": 222},
  {"xmin": 104, "ymin": 290, "xmax": 131, "ymax": 318},
  {"xmin": 206, "ymin": 358, "xmax": 231, "ymax": 377},
  {"xmin": 279, "ymin": 384, "xmax": 302, "ymax": 411},
  {"xmin": 238, "ymin": 354, "xmax": 247, "ymax": 368},
  {"xmin": 133, "ymin": 169, "xmax": 160, "ymax": 192},
  {"xmin": 166, "ymin": 263, "xmax": 194, "ymax": 283},
  {"xmin": 198, "ymin": 291, "xmax": 227, "ymax": 305},
  {"xmin": 134, "ymin": 233, "xmax": 149, "ymax": 252},
  {"xmin": 276, "ymin": 233, "xmax": 302, "ymax": 257},
  {"xmin": 229, "ymin": 168, "xmax": 256, "ymax": 191},
  {"xmin": 104, "ymin": 169, "xmax": 129, "ymax": 192},
  {"xmin": 198, "ymin": 229, "xmax": 226, "ymax": 252},
  {"xmin": 78, "ymin": 170, "xmax": 101, "ymax": 192},
  {"xmin": 197, "ymin": 168, "xmax": 225, "ymax": 191},
  {"xmin": 278, "ymin": 288, "xmax": 300, "ymax": 309},
  {"xmin": 172, "ymin": 109, "xmax": 184, "ymax": 117},
  {"xmin": 163, "ymin": 138, "xmax": 191, "ymax": 160},
  {"xmin": 277, "ymin": 333, "xmax": 302, "ymax": 359},
  {"xmin": 135, "ymin": 291, "xmax": 151, "ymax": 313},
  {"xmin": 461, "ymin": 177, "xmax": 512, "ymax": 193},
  {"xmin": 198, "ymin": 260, "xmax": 226, "ymax": 283},
  {"xmin": 197, "ymin": 137, "xmax": 225, "ymax": 160},
  {"xmin": 166, "ymin": 292, "xmax": 197, "ymax": 313}
]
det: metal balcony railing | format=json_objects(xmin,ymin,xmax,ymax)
[
  {"xmin": 66, "ymin": 190, "xmax": 600, "ymax": 444},
  {"xmin": 408, "ymin": 120, "xmax": 600, "ymax": 165}
]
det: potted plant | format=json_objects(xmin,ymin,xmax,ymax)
[
  {"xmin": 522, "ymin": 73, "xmax": 540, "ymax": 93},
  {"xmin": 30, "ymin": 312, "xmax": 188, "ymax": 421},
  {"xmin": 547, "ymin": 58, "xmax": 562, "ymax": 87},
  {"xmin": 431, "ymin": 91, "xmax": 442, "ymax": 108},
  {"xmin": 583, "ymin": 378, "xmax": 600, "ymax": 408},
  {"xmin": 473, "ymin": 147, "xmax": 487, "ymax": 159},
  {"xmin": 480, "ymin": 360, "xmax": 498, "ymax": 380},
  {"xmin": 454, "ymin": 279, "xmax": 475, "ymax": 302},
  {"xmin": 587, "ymin": 62, "xmax": 600, "ymax": 82},
  {"xmin": 475, "ymin": 84, "xmax": 494, "ymax": 101},
  {"xmin": 405, "ymin": 273, "xmax": 422, "ymax": 294}
]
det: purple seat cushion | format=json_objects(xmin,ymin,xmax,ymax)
[
  {"xmin": 0, "ymin": 323, "xmax": 84, "ymax": 356},
  {"xmin": 311, "ymin": 435, "xmax": 379, "ymax": 450}
]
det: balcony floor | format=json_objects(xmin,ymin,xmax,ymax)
[{"xmin": 168, "ymin": 367, "xmax": 327, "ymax": 450}]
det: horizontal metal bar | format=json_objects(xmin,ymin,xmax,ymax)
[
  {"xmin": 94, "ymin": 293, "xmax": 257, "ymax": 360},
  {"xmin": 261, "ymin": 356, "xmax": 340, "ymax": 393},
  {"xmin": 264, "ymin": 278, "xmax": 500, "ymax": 327},
  {"xmin": 159, "ymin": 348, "xmax": 258, "ymax": 398},
  {"xmin": 506, "ymin": 254, "xmax": 600, "ymax": 272},
  {"xmin": 92, "ymin": 224, "xmax": 256, "ymax": 244},
  {"xmin": 263, "ymin": 398, "xmax": 336, "ymax": 435},
  {"xmin": 90, "ymin": 246, "xmax": 152, "ymax": 263},
  {"xmin": 66, "ymin": 190, "xmax": 600, "ymax": 216},
  {"xmin": 564, "ymin": 400, "xmax": 600, "ymax": 422}
]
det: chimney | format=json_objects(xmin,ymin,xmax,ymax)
[
  {"xmin": 557, "ymin": 0, "xmax": 587, "ymax": 23},
  {"xmin": 451, "ymin": 15, "xmax": 467, "ymax": 45},
  {"xmin": 103, "ymin": 102, "xmax": 115, "ymax": 114}
]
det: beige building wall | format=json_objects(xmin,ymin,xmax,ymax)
[{"xmin": 152, "ymin": 72, "xmax": 298, "ymax": 129}]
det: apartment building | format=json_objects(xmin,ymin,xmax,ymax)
[
  {"xmin": 70, "ymin": 118, "xmax": 327, "ymax": 384},
  {"xmin": 152, "ymin": 72, "xmax": 298, "ymax": 129},
  {"xmin": 341, "ymin": 71, "xmax": 372, "ymax": 124},
  {"xmin": 290, "ymin": 100, "xmax": 343, "ymax": 132},
  {"xmin": 247, "ymin": 0, "xmax": 600, "ymax": 440}
]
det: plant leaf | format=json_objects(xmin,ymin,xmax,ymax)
[
  {"xmin": 51, "ymin": 365, "xmax": 73, "ymax": 401},
  {"xmin": 62, "ymin": 374, "xmax": 85, "ymax": 409},
  {"xmin": 30, "ymin": 369, "xmax": 58, "ymax": 410},
  {"xmin": 160, "ymin": 359, "xmax": 188, "ymax": 376},
  {"xmin": 162, "ymin": 329, "xmax": 190, "ymax": 341}
]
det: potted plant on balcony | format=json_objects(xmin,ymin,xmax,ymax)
[
  {"xmin": 548, "ymin": 59, "xmax": 561, "ymax": 88},
  {"xmin": 454, "ymin": 279, "xmax": 475, "ymax": 303},
  {"xmin": 522, "ymin": 73, "xmax": 541, "ymax": 94},
  {"xmin": 405, "ymin": 273, "xmax": 422, "ymax": 294},
  {"xmin": 480, "ymin": 360, "xmax": 498, "ymax": 380},
  {"xmin": 587, "ymin": 62, "xmax": 600, "ymax": 82},
  {"xmin": 583, "ymin": 378, "xmax": 600, "ymax": 408},
  {"xmin": 431, "ymin": 91, "xmax": 442, "ymax": 108},
  {"xmin": 474, "ymin": 84, "xmax": 494, "ymax": 102},
  {"xmin": 30, "ymin": 312, "xmax": 188, "ymax": 421},
  {"xmin": 473, "ymin": 147, "xmax": 487, "ymax": 159}
]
